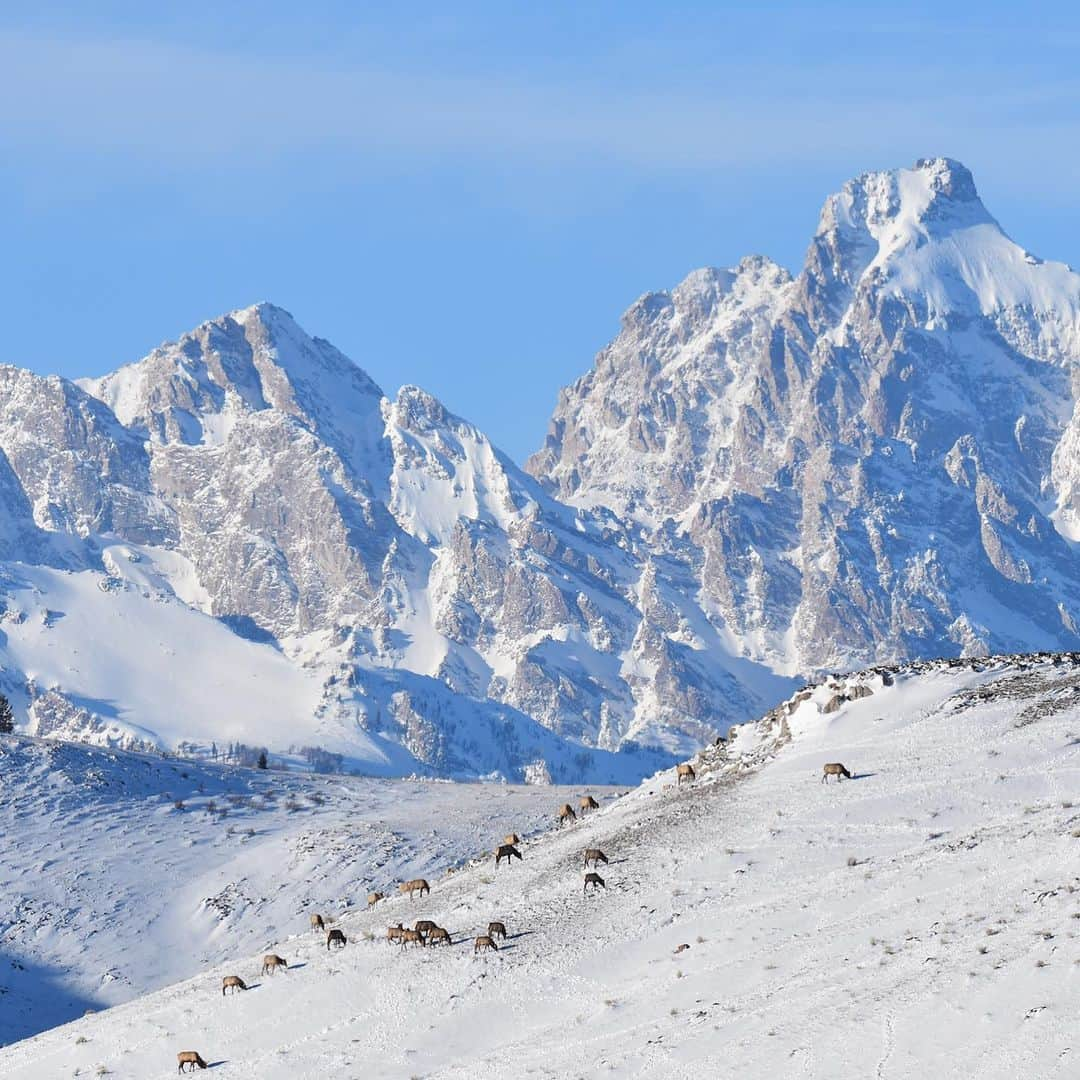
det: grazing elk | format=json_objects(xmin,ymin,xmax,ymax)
[
  {"xmin": 504, "ymin": 833, "xmax": 521, "ymax": 846},
  {"xmin": 327, "ymin": 928, "xmax": 347, "ymax": 950},
  {"xmin": 367, "ymin": 891, "xmax": 385, "ymax": 909},
  {"xmin": 261, "ymin": 953, "xmax": 288, "ymax": 976},
  {"xmin": 582, "ymin": 848, "xmax": 608, "ymax": 869},
  {"xmin": 495, "ymin": 843, "xmax": 522, "ymax": 867},
  {"xmin": 487, "ymin": 921, "xmax": 507, "ymax": 940},
  {"xmin": 584, "ymin": 872, "xmax": 606, "ymax": 895},
  {"xmin": 822, "ymin": 762, "xmax": 852, "ymax": 783},
  {"xmin": 310, "ymin": 913, "xmax": 325, "ymax": 933},
  {"xmin": 177, "ymin": 1050, "xmax": 208, "ymax": 1072},
  {"xmin": 474, "ymin": 935, "xmax": 498, "ymax": 954},
  {"xmin": 427, "ymin": 926, "xmax": 451, "ymax": 946},
  {"xmin": 400, "ymin": 878, "xmax": 431, "ymax": 900},
  {"xmin": 387, "ymin": 923, "xmax": 405, "ymax": 944},
  {"xmin": 579, "ymin": 795, "xmax": 599, "ymax": 812},
  {"xmin": 415, "ymin": 919, "xmax": 437, "ymax": 939},
  {"xmin": 221, "ymin": 975, "xmax": 247, "ymax": 995},
  {"xmin": 558, "ymin": 803, "xmax": 577, "ymax": 826},
  {"xmin": 676, "ymin": 763, "xmax": 695, "ymax": 785},
  {"xmin": 398, "ymin": 928, "xmax": 425, "ymax": 949}
]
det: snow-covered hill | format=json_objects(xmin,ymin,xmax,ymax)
[
  {"xmin": 4, "ymin": 652, "xmax": 1078, "ymax": 1077},
  {"xmin": 0, "ymin": 734, "xmax": 610, "ymax": 1045},
  {"xmin": 529, "ymin": 157, "xmax": 1080, "ymax": 672},
  {"xmin": 0, "ymin": 303, "xmax": 794, "ymax": 780}
]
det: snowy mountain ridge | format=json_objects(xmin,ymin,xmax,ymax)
[
  {"xmin": 0, "ymin": 302, "xmax": 791, "ymax": 780},
  {"xmin": 529, "ymin": 157, "xmax": 1080, "ymax": 672},
  {"xmin": 5, "ymin": 156, "xmax": 1080, "ymax": 778}
]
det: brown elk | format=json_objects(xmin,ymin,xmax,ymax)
[
  {"xmin": 676, "ymin": 763, "xmax": 696, "ymax": 785},
  {"xmin": 327, "ymin": 928, "xmax": 347, "ymax": 950},
  {"xmin": 487, "ymin": 921, "xmax": 507, "ymax": 940},
  {"xmin": 261, "ymin": 953, "xmax": 288, "ymax": 975},
  {"xmin": 310, "ymin": 913, "xmax": 325, "ymax": 933},
  {"xmin": 367, "ymin": 891, "xmax": 385, "ymax": 909},
  {"xmin": 221, "ymin": 975, "xmax": 247, "ymax": 995},
  {"xmin": 582, "ymin": 848, "xmax": 608, "ymax": 868},
  {"xmin": 495, "ymin": 843, "xmax": 522, "ymax": 867},
  {"xmin": 579, "ymin": 795, "xmax": 599, "ymax": 812},
  {"xmin": 584, "ymin": 872, "xmax": 606, "ymax": 894},
  {"xmin": 474, "ymin": 935, "xmax": 498, "ymax": 954},
  {"xmin": 398, "ymin": 928, "xmax": 425, "ymax": 948},
  {"xmin": 177, "ymin": 1050, "xmax": 208, "ymax": 1072},
  {"xmin": 822, "ymin": 762, "xmax": 852, "ymax": 783},
  {"xmin": 387, "ymin": 922, "xmax": 405, "ymax": 944},
  {"xmin": 400, "ymin": 879, "xmax": 431, "ymax": 900},
  {"xmin": 415, "ymin": 919, "xmax": 437, "ymax": 938},
  {"xmin": 558, "ymin": 803, "xmax": 577, "ymax": 826},
  {"xmin": 504, "ymin": 833, "xmax": 521, "ymax": 846},
  {"xmin": 427, "ymin": 926, "xmax": 452, "ymax": 945}
]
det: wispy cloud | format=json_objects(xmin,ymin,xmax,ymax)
[{"xmin": 4, "ymin": 28, "xmax": 1080, "ymax": 184}]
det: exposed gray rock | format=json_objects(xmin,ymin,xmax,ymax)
[{"xmin": 528, "ymin": 158, "xmax": 1080, "ymax": 673}]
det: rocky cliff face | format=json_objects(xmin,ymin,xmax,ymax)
[
  {"xmin": 528, "ymin": 158, "xmax": 1080, "ymax": 671},
  {"xmin": 0, "ymin": 303, "xmax": 792, "ymax": 779},
  {"xmin": 7, "ymin": 156, "xmax": 1074, "ymax": 777}
]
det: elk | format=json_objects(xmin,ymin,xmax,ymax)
[
  {"xmin": 415, "ymin": 919, "xmax": 437, "ymax": 938},
  {"xmin": 400, "ymin": 878, "xmax": 431, "ymax": 900},
  {"xmin": 310, "ymin": 913, "xmax": 325, "ymax": 933},
  {"xmin": 474, "ymin": 935, "xmax": 498, "ymax": 954},
  {"xmin": 387, "ymin": 923, "xmax": 405, "ymax": 944},
  {"xmin": 676, "ymin": 763, "xmax": 696, "ymax": 785},
  {"xmin": 822, "ymin": 762, "xmax": 852, "ymax": 783},
  {"xmin": 398, "ymin": 928, "xmax": 425, "ymax": 948},
  {"xmin": 582, "ymin": 848, "xmax": 608, "ymax": 868},
  {"xmin": 261, "ymin": 953, "xmax": 288, "ymax": 975},
  {"xmin": 177, "ymin": 1051, "xmax": 208, "ymax": 1072},
  {"xmin": 558, "ymin": 803, "xmax": 577, "ymax": 826},
  {"xmin": 504, "ymin": 833, "xmax": 521, "ymax": 846},
  {"xmin": 327, "ymin": 928, "xmax": 347, "ymax": 950},
  {"xmin": 495, "ymin": 843, "xmax": 522, "ymax": 867},
  {"xmin": 487, "ymin": 921, "xmax": 507, "ymax": 940},
  {"xmin": 221, "ymin": 975, "xmax": 247, "ymax": 995},
  {"xmin": 427, "ymin": 926, "xmax": 451, "ymax": 945},
  {"xmin": 579, "ymin": 795, "xmax": 599, "ymax": 812},
  {"xmin": 367, "ymin": 891, "xmax": 385, "ymax": 909},
  {"xmin": 584, "ymin": 872, "xmax": 606, "ymax": 894}
]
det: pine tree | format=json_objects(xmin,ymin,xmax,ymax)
[
  {"xmin": 257, "ymin": 750, "xmax": 268, "ymax": 770},
  {"xmin": 0, "ymin": 693, "xmax": 14, "ymax": 734}
]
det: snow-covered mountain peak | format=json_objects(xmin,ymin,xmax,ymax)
[
  {"xmin": 809, "ymin": 158, "xmax": 1080, "ymax": 328},
  {"xmin": 529, "ymin": 157, "xmax": 1080, "ymax": 673},
  {"xmin": 819, "ymin": 157, "xmax": 989, "ymax": 244},
  {"xmin": 81, "ymin": 302, "xmax": 385, "ymax": 447}
]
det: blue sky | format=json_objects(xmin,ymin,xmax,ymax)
[{"xmin": 4, "ymin": 3, "xmax": 1080, "ymax": 462}]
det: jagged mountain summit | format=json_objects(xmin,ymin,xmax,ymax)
[
  {"xmin": 0, "ymin": 305, "xmax": 790, "ymax": 780},
  {"xmin": 528, "ymin": 157, "xmax": 1080, "ymax": 672}
]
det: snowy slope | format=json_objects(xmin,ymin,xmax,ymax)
[
  {"xmin": 4, "ymin": 652, "xmax": 1078, "ymax": 1077},
  {"xmin": 0, "ymin": 734, "xmax": 613, "ymax": 1045},
  {"xmin": 529, "ymin": 157, "xmax": 1080, "ymax": 673}
]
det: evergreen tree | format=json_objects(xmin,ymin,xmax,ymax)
[
  {"xmin": 0, "ymin": 693, "xmax": 14, "ymax": 734},
  {"xmin": 257, "ymin": 750, "xmax": 268, "ymax": 770}
]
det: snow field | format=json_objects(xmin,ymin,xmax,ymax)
[
  {"xmin": 0, "ymin": 735, "xmax": 611, "ymax": 1047},
  {"xmin": 4, "ymin": 656, "xmax": 1080, "ymax": 1077}
]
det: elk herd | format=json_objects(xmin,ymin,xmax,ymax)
[
  {"xmin": 176, "ymin": 767, "xmax": 699, "ymax": 1069},
  {"xmin": 172, "ymin": 749, "xmax": 867, "ymax": 1069}
]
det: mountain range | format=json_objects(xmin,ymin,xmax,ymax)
[{"xmin": 3, "ymin": 156, "xmax": 1079, "ymax": 779}]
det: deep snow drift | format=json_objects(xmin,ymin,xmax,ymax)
[{"xmin": 4, "ymin": 652, "xmax": 1077, "ymax": 1077}]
